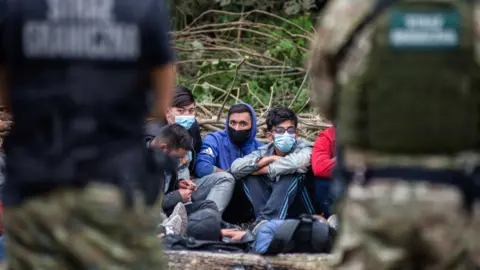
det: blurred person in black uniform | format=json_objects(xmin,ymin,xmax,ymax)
[{"xmin": 0, "ymin": 0, "xmax": 175, "ymax": 268}]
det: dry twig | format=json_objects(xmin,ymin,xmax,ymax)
[{"xmin": 216, "ymin": 56, "xmax": 248, "ymax": 120}]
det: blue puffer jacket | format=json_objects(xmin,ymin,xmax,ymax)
[{"xmin": 195, "ymin": 103, "xmax": 263, "ymax": 178}]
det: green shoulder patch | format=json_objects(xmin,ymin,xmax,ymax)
[{"xmin": 389, "ymin": 11, "xmax": 460, "ymax": 49}]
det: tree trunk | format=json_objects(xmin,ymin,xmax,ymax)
[{"xmin": 167, "ymin": 251, "xmax": 335, "ymax": 270}]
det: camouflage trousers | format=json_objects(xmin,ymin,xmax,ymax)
[
  {"xmin": 333, "ymin": 180, "xmax": 480, "ymax": 270},
  {"xmin": 3, "ymin": 183, "xmax": 167, "ymax": 270}
]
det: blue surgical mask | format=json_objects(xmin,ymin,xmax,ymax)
[
  {"xmin": 175, "ymin": 115, "xmax": 195, "ymax": 130},
  {"xmin": 274, "ymin": 133, "xmax": 296, "ymax": 153}
]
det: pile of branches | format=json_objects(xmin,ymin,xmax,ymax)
[
  {"xmin": 172, "ymin": 9, "xmax": 314, "ymax": 108},
  {"xmin": 173, "ymin": 9, "xmax": 311, "ymax": 75}
]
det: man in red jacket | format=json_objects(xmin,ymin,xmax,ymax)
[{"xmin": 311, "ymin": 126, "xmax": 336, "ymax": 217}]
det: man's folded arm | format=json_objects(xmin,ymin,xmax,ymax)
[
  {"xmin": 268, "ymin": 147, "xmax": 313, "ymax": 178},
  {"xmin": 230, "ymin": 150, "xmax": 264, "ymax": 179}
]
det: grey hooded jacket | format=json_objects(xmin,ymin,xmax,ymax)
[{"xmin": 230, "ymin": 138, "xmax": 313, "ymax": 180}]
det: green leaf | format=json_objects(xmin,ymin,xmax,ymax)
[{"xmin": 279, "ymin": 40, "xmax": 295, "ymax": 50}]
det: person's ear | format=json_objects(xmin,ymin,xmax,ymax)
[{"xmin": 165, "ymin": 109, "xmax": 174, "ymax": 124}]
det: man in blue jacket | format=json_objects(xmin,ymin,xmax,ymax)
[
  {"xmin": 195, "ymin": 103, "xmax": 263, "ymax": 223},
  {"xmin": 195, "ymin": 103, "xmax": 263, "ymax": 177}
]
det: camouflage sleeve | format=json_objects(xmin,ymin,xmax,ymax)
[{"xmin": 308, "ymin": 0, "xmax": 375, "ymax": 120}]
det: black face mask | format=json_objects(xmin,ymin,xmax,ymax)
[{"xmin": 228, "ymin": 126, "xmax": 251, "ymax": 147}]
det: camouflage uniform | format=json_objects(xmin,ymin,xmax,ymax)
[
  {"xmin": 309, "ymin": 0, "xmax": 480, "ymax": 269},
  {"xmin": 332, "ymin": 151, "xmax": 480, "ymax": 269},
  {"xmin": 3, "ymin": 183, "xmax": 166, "ymax": 270}
]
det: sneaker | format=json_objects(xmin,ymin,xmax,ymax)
[
  {"xmin": 327, "ymin": 214, "xmax": 338, "ymax": 230},
  {"xmin": 251, "ymin": 220, "xmax": 268, "ymax": 235},
  {"xmin": 170, "ymin": 203, "xmax": 188, "ymax": 235},
  {"xmin": 163, "ymin": 215, "xmax": 182, "ymax": 235}
]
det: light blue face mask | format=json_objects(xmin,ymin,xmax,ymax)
[
  {"xmin": 175, "ymin": 115, "xmax": 195, "ymax": 130},
  {"xmin": 274, "ymin": 133, "xmax": 296, "ymax": 153}
]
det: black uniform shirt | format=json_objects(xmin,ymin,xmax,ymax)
[{"xmin": 0, "ymin": 0, "xmax": 174, "ymax": 205}]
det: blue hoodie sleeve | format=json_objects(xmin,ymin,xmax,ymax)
[{"xmin": 195, "ymin": 134, "xmax": 220, "ymax": 178}]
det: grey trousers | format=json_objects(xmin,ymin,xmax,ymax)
[{"xmin": 192, "ymin": 172, "xmax": 235, "ymax": 213}]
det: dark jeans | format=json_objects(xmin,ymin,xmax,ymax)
[
  {"xmin": 243, "ymin": 173, "xmax": 315, "ymax": 222},
  {"xmin": 222, "ymin": 179, "xmax": 254, "ymax": 224},
  {"xmin": 315, "ymin": 177, "xmax": 334, "ymax": 217}
]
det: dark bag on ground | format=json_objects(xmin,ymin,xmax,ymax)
[
  {"xmin": 255, "ymin": 215, "xmax": 336, "ymax": 255},
  {"xmin": 162, "ymin": 234, "xmax": 254, "ymax": 253}
]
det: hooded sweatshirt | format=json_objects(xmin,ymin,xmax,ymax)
[{"xmin": 195, "ymin": 103, "xmax": 263, "ymax": 178}]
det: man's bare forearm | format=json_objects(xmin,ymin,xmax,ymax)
[
  {"xmin": 256, "ymin": 156, "xmax": 277, "ymax": 168},
  {"xmin": 151, "ymin": 64, "xmax": 175, "ymax": 119},
  {"xmin": 252, "ymin": 166, "xmax": 268, "ymax": 175}
]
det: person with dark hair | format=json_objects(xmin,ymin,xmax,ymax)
[
  {"xmin": 152, "ymin": 124, "xmax": 221, "ymax": 241},
  {"xmin": 196, "ymin": 103, "xmax": 263, "ymax": 177},
  {"xmin": 195, "ymin": 103, "xmax": 263, "ymax": 224},
  {"xmin": 230, "ymin": 107, "xmax": 316, "ymax": 230},
  {"xmin": 145, "ymin": 86, "xmax": 202, "ymax": 175},
  {"xmin": 150, "ymin": 121, "xmax": 235, "ymax": 215}
]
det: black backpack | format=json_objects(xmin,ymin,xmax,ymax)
[{"xmin": 262, "ymin": 215, "xmax": 336, "ymax": 255}]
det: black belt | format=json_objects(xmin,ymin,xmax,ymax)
[{"xmin": 356, "ymin": 166, "xmax": 480, "ymax": 211}]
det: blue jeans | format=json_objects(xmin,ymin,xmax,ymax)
[{"xmin": 243, "ymin": 174, "xmax": 315, "ymax": 222}]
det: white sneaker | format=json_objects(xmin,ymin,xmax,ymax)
[
  {"xmin": 163, "ymin": 215, "xmax": 183, "ymax": 235},
  {"xmin": 170, "ymin": 203, "xmax": 188, "ymax": 235}
]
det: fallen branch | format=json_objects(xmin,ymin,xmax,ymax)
[
  {"xmin": 167, "ymin": 250, "xmax": 335, "ymax": 270},
  {"xmin": 216, "ymin": 56, "xmax": 247, "ymax": 120}
]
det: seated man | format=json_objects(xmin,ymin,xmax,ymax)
[
  {"xmin": 145, "ymin": 85, "xmax": 202, "ymax": 176},
  {"xmin": 311, "ymin": 126, "xmax": 336, "ymax": 217},
  {"xmin": 230, "ymin": 107, "xmax": 316, "ymax": 229},
  {"xmin": 146, "ymin": 86, "xmax": 234, "ymax": 214},
  {"xmin": 195, "ymin": 103, "xmax": 263, "ymax": 222},
  {"xmin": 152, "ymin": 124, "xmax": 221, "ymax": 240}
]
